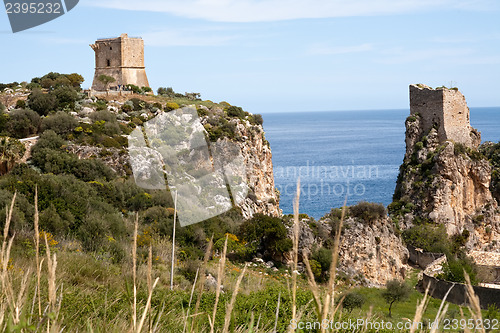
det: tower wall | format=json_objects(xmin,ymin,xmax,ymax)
[
  {"xmin": 90, "ymin": 33, "xmax": 149, "ymax": 91},
  {"xmin": 409, "ymin": 84, "xmax": 477, "ymax": 147}
]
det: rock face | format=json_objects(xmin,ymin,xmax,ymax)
[
  {"xmin": 337, "ymin": 217, "xmax": 409, "ymax": 286},
  {"xmin": 394, "ymin": 84, "xmax": 500, "ymax": 251},
  {"xmin": 285, "ymin": 215, "xmax": 409, "ymax": 286},
  {"xmin": 217, "ymin": 120, "xmax": 281, "ymax": 218},
  {"xmin": 67, "ymin": 107, "xmax": 281, "ymax": 219}
]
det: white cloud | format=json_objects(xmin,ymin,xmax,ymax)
[
  {"xmin": 307, "ymin": 43, "xmax": 373, "ymax": 55},
  {"xmin": 84, "ymin": 0, "xmax": 499, "ymax": 23}
]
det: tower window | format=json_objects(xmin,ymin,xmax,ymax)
[
  {"xmin": 107, "ymin": 59, "xmax": 111, "ymax": 67},
  {"xmin": 110, "ymin": 46, "xmax": 112, "ymax": 50}
]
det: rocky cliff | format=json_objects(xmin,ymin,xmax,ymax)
[
  {"xmin": 67, "ymin": 102, "xmax": 281, "ymax": 219},
  {"xmin": 393, "ymin": 85, "xmax": 500, "ymax": 252},
  {"xmin": 286, "ymin": 214, "xmax": 409, "ymax": 286}
]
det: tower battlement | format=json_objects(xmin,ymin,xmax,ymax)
[
  {"xmin": 90, "ymin": 33, "xmax": 150, "ymax": 91},
  {"xmin": 409, "ymin": 84, "xmax": 479, "ymax": 148}
]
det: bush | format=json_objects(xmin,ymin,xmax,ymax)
[
  {"xmin": 341, "ymin": 292, "xmax": 365, "ymax": 313},
  {"xmin": 31, "ymin": 131, "xmax": 115, "ymax": 182},
  {"xmin": 311, "ymin": 246, "xmax": 332, "ymax": 274},
  {"xmin": 349, "ymin": 201, "xmax": 386, "ymax": 224},
  {"xmin": 402, "ymin": 224, "xmax": 450, "ymax": 254},
  {"xmin": 157, "ymin": 87, "xmax": 175, "ymax": 97},
  {"xmin": 39, "ymin": 203, "xmax": 70, "ymax": 235},
  {"xmin": 252, "ymin": 114, "xmax": 264, "ymax": 126},
  {"xmin": 53, "ymin": 85, "xmax": 79, "ymax": 109},
  {"xmin": 5, "ymin": 108, "xmax": 40, "ymax": 138},
  {"xmin": 41, "ymin": 111, "xmax": 78, "ymax": 134},
  {"xmin": 226, "ymin": 106, "xmax": 246, "ymax": 118},
  {"xmin": 27, "ymin": 89, "xmax": 56, "ymax": 116},
  {"xmin": 15, "ymin": 99, "xmax": 26, "ymax": 109},
  {"xmin": 165, "ymin": 102, "xmax": 180, "ymax": 111},
  {"xmin": 238, "ymin": 214, "xmax": 292, "ymax": 260},
  {"xmin": 437, "ymin": 256, "xmax": 478, "ymax": 285}
]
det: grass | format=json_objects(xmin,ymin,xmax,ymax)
[{"xmin": 0, "ymin": 183, "xmax": 497, "ymax": 332}]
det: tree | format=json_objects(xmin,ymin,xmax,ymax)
[
  {"xmin": 66, "ymin": 73, "xmax": 85, "ymax": 89},
  {"xmin": 97, "ymin": 75, "xmax": 116, "ymax": 91},
  {"xmin": 382, "ymin": 279, "xmax": 411, "ymax": 317},
  {"xmin": 53, "ymin": 85, "xmax": 78, "ymax": 109},
  {"xmin": 5, "ymin": 109, "xmax": 40, "ymax": 138},
  {"xmin": 157, "ymin": 87, "xmax": 175, "ymax": 97},
  {"xmin": 239, "ymin": 214, "xmax": 292, "ymax": 260},
  {"xmin": 40, "ymin": 111, "xmax": 78, "ymax": 135},
  {"xmin": 27, "ymin": 89, "xmax": 56, "ymax": 116},
  {"xmin": 342, "ymin": 292, "xmax": 366, "ymax": 313}
]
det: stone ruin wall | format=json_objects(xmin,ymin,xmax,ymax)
[
  {"xmin": 90, "ymin": 34, "xmax": 150, "ymax": 91},
  {"xmin": 409, "ymin": 84, "xmax": 478, "ymax": 148}
]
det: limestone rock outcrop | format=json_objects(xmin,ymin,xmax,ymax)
[
  {"xmin": 394, "ymin": 85, "xmax": 500, "ymax": 252},
  {"xmin": 284, "ymin": 215, "xmax": 409, "ymax": 286}
]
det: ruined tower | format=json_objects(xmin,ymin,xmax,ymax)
[
  {"xmin": 409, "ymin": 84, "xmax": 480, "ymax": 148},
  {"xmin": 90, "ymin": 33, "xmax": 150, "ymax": 91}
]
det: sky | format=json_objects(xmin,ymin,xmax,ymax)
[{"xmin": 1, "ymin": 0, "xmax": 499, "ymax": 113}]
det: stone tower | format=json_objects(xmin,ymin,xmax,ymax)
[
  {"xmin": 409, "ymin": 84, "xmax": 480, "ymax": 148},
  {"xmin": 90, "ymin": 33, "xmax": 150, "ymax": 91}
]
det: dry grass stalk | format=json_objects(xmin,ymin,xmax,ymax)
[
  {"xmin": 428, "ymin": 284, "xmax": 452, "ymax": 333},
  {"xmin": 1, "ymin": 193, "xmax": 18, "ymax": 325},
  {"xmin": 136, "ymin": 277, "xmax": 160, "ymax": 333},
  {"xmin": 44, "ymin": 232, "xmax": 58, "ymax": 331},
  {"xmin": 321, "ymin": 201, "xmax": 346, "ymax": 331},
  {"xmin": 222, "ymin": 263, "xmax": 247, "ymax": 333},
  {"xmin": 273, "ymin": 291, "xmax": 281, "ymax": 333},
  {"xmin": 34, "ymin": 186, "xmax": 42, "ymax": 318},
  {"xmin": 190, "ymin": 236, "xmax": 213, "ymax": 333},
  {"xmin": 290, "ymin": 178, "xmax": 300, "ymax": 329},
  {"xmin": 464, "ymin": 272, "xmax": 485, "ymax": 333},
  {"xmin": 209, "ymin": 234, "xmax": 228, "ymax": 333},
  {"xmin": 147, "ymin": 244, "xmax": 153, "ymax": 332},
  {"xmin": 132, "ymin": 213, "xmax": 139, "ymax": 331},
  {"xmin": 170, "ymin": 190, "xmax": 178, "ymax": 291},
  {"xmin": 182, "ymin": 267, "xmax": 199, "ymax": 333},
  {"xmin": 410, "ymin": 286, "xmax": 430, "ymax": 333},
  {"xmin": 302, "ymin": 250, "xmax": 322, "ymax": 316}
]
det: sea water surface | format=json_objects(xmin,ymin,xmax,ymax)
[{"xmin": 263, "ymin": 107, "xmax": 500, "ymax": 219}]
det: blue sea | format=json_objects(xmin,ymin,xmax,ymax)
[{"xmin": 263, "ymin": 107, "xmax": 500, "ymax": 219}]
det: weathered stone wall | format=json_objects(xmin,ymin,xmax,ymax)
[
  {"xmin": 409, "ymin": 84, "xmax": 479, "ymax": 148},
  {"xmin": 420, "ymin": 273, "xmax": 500, "ymax": 309},
  {"xmin": 407, "ymin": 245, "xmax": 445, "ymax": 270},
  {"xmin": 90, "ymin": 33, "xmax": 150, "ymax": 91}
]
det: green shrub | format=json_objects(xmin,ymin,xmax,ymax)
[
  {"xmin": 15, "ymin": 99, "xmax": 26, "ymax": 109},
  {"xmin": 437, "ymin": 256, "xmax": 478, "ymax": 285},
  {"xmin": 165, "ymin": 102, "xmax": 180, "ymax": 111},
  {"xmin": 39, "ymin": 203, "xmax": 70, "ymax": 235},
  {"xmin": 349, "ymin": 201, "xmax": 386, "ymax": 224},
  {"xmin": 402, "ymin": 224, "xmax": 450, "ymax": 254},
  {"xmin": 53, "ymin": 85, "xmax": 79, "ymax": 109},
  {"xmin": 252, "ymin": 114, "xmax": 264, "ymax": 126},
  {"xmin": 5, "ymin": 108, "xmax": 40, "ymax": 138},
  {"xmin": 41, "ymin": 111, "xmax": 78, "ymax": 134},
  {"xmin": 226, "ymin": 106, "xmax": 246, "ymax": 118},
  {"xmin": 311, "ymin": 246, "xmax": 332, "ymax": 282},
  {"xmin": 238, "ymin": 214, "xmax": 292, "ymax": 260},
  {"xmin": 27, "ymin": 89, "xmax": 56, "ymax": 116},
  {"xmin": 157, "ymin": 87, "xmax": 175, "ymax": 97},
  {"xmin": 341, "ymin": 292, "xmax": 365, "ymax": 313}
]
